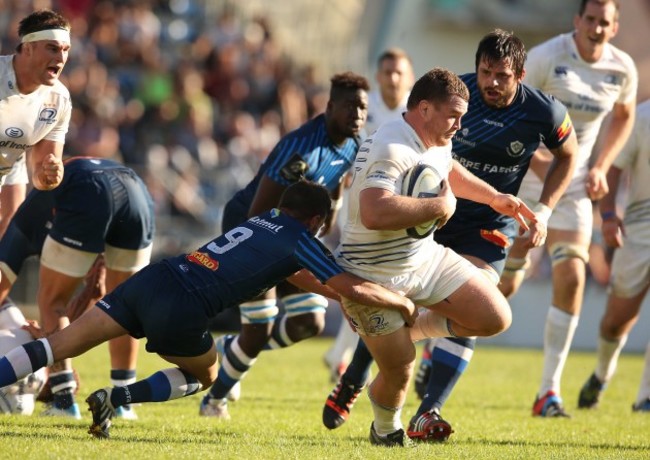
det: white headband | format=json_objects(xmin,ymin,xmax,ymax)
[{"xmin": 21, "ymin": 29, "xmax": 70, "ymax": 44}]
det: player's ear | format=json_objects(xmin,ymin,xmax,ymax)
[{"xmin": 519, "ymin": 67, "xmax": 526, "ymax": 83}]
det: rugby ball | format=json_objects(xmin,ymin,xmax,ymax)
[{"xmin": 401, "ymin": 163, "xmax": 443, "ymax": 239}]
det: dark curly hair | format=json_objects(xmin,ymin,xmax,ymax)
[
  {"xmin": 330, "ymin": 72, "xmax": 369, "ymax": 100},
  {"xmin": 475, "ymin": 29, "xmax": 526, "ymax": 79}
]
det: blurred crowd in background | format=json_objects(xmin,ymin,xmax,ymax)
[
  {"xmin": 1, "ymin": 0, "xmax": 332, "ymax": 257},
  {"xmin": 1, "ymin": 0, "xmax": 630, "ymax": 288}
]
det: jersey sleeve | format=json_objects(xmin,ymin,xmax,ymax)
[
  {"xmin": 541, "ymin": 96, "xmax": 574, "ymax": 151},
  {"xmin": 294, "ymin": 234, "xmax": 344, "ymax": 283},
  {"xmin": 361, "ymin": 140, "xmax": 413, "ymax": 194},
  {"xmin": 44, "ymin": 96, "xmax": 72, "ymax": 143},
  {"xmin": 616, "ymin": 53, "xmax": 638, "ymax": 105}
]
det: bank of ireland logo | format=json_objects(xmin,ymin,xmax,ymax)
[
  {"xmin": 5, "ymin": 127, "xmax": 23, "ymax": 138},
  {"xmin": 461, "ymin": 128, "xmax": 469, "ymax": 137},
  {"xmin": 507, "ymin": 140, "xmax": 525, "ymax": 157},
  {"xmin": 38, "ymin": 108, "xmax": 58, "ymax": 124}
]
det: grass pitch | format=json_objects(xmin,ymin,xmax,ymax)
[{"xmin": 1, "ymin": 337, "xmax": 648, "ymax": 459}]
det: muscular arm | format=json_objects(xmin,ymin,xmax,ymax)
[
  {"xmin": 247, "ymin": 175, "xmax": 287, "ymax": 218},
  {"xmin": 449, "ymin": 160, "xmax": 499, "ymax": 204},
  {"xmin": 29, "ymin": 140, "xmax": 65, "ymax": 191},
  {"xmin": 538, "ymin": 130, "xmax": 579, "ymax": 209},
  {"xmin": 588, "ymin": 101, "xmax": 636, "ymax": 200},
  {"xmin": 287, "ymin": 268, "xmax": 417, "ymax": 325},
  {"xmin": 450, "ymin": 160, "xmax": 535, "ymax": 229},
  {"xmin": 358, "ymin": 186, "xmax": 454, "ymax": 231},
  {"xmin": 286, "ymin": 269, "xmax": 341, "ymax": 301},
  {"xmin": 598, "ymin": 166, "xmax": 624, "ymax": 248},
  {"xmin": 326, "ymin": 272, "xmax": 417, "ymax": 326}
]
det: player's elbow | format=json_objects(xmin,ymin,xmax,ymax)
[{"xmin": 360, "ymin": 209, "xmax": 389, "ymax": 230}]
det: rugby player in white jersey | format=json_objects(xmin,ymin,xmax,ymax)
[
  {"xmin": 0, "ymin": 8, "xmax": 73, "ymax": 415},
  {"xmin": 577, "ymin": 99, "xmax": 650, "ymax": 412},
  {"xmin": 0, "ymin": 8, "xmax": 72, "ymax": 280},
  {"xmin": 323, "ymin": 48, "xmax": 414, "ymax": 381},
  {"xmin": 336, "ymin": 68, "xmax": 533, "ymax": 446},
  {"xmin": 499, "ymin": 0, "xmax": 638, "ymax": 417}
]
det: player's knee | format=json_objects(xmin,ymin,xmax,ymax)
[
  {"xmin": 483, "ymin": 300, "xmax": 512, "ymax": 336},
  {"xmin": 239, "ymin": 299, "xmax": 279, "ymax": 325},
  {"xmin": 500, "ymin": 256, "xmax": 530, "ymax": 298},
  {"xmin": 549, "ymin": 242, "xmax": 589, "ymax": 267},
  {"xmin": 286, "ymin": 311, "xmax": 325, "ymax": 341},
  {"xmin": 281, "ymin": 293, "xmax": 328, "ymax": 340}
]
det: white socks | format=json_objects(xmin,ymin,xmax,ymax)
[
  {"xmin": 595, "ymin": 335, "xmax": 627, "ymax": 383},
  {"xmin": 539, "ymin": 306, "xmax": 579, "ymax": 397}
]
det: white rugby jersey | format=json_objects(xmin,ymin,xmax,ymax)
[
  {"xmin": 364, "ymin": 90, "xmax": 409, "ymax": 136},
  {"xmin": 524, "ymin": 32, "xmax": 637, "ymax": 194},
  {"xmin": 612, "ymin": 100, "xmax": 650, "ymax": 245},
  {"xmin": 0, "ymin": 55, "xmax": 72, "ymax": 182},
  {"xmin": 336, "ymin": 118, "xmax": 451, "ymax": 276}
]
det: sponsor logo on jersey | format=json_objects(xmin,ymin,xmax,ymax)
[
  {"xmin": 506, "ymin": 140, "xmax": 525, "ymax": 157},
  {"xmin": 554, "ymin": 66, "xmax": 568, "ymax": 77},
  {"xmin": 330, "ymin": 159, "xmax": 345, "ymax": 166},
  {"xmin": 0, "ymin": 140, "xmax": 32, "ymax": 150},
  {"xmin": 483, "ymin": 119, "xmax": 504, "ymax": 128},
  {"xmin": 186, "ymin": 251, "xmax": 219, "ymax": 271},
  {"xmin": 38, "ymin": 107, "xmax": 58, "ymax": 124},
  {"xmin": 604, "ymin": 73, "xmax": 620, "ymax": 85},
  {"xmin": 4, "ymin": 128, "xmax": 23, "ymax": 138},
  {"xmin": 556, "ymin": 112, "xmax": 573, "ymax": 142},
  {"xmin": 279, "ymin": 153, "xmax": 309, "ymax": 182},
  {"xmin": 250, "ymin": 216, "xmax": 284, "ymax": 232}
]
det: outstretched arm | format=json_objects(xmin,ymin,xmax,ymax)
[{"xmin": 29, "ymin": 140, "xmax": 65, "ymax": 191}]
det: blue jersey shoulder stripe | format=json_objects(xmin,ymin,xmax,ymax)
[{"xmin": 295, "ymin": 235, "xmax": 343, "ymax": 282}]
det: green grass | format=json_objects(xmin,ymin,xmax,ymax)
[{"xmin": 1, "ymin": 338, "xmax": 649, "ymax": 459}]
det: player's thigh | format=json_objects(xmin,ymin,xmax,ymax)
[
  {"xmin": 431, "ymin": 274, "xmax": 511, "ymax": 331},
  {"xmin": 47, "ymin": 306, "xmax": 128, "ymax": 361},
  {"xmin": 160, "ymin": 345, "xmax": 219, "ymax": 389}
]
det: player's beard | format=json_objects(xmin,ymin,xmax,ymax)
[{"xmin": 479, "ymin": 86, "xmax": 516, "ymax": 109}]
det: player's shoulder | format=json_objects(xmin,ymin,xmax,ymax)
[
  {"xmin": 603, "ymin": 42, "xmax": 637, "ymax": 74},
  {"xmin": 528, "ymin": 33, "xmax": 569, "ymax": 60},
  {"xmin": 50, "ymin": 79, "xmax": 71, "ymax": 99},
  {"xmin": 288, "ymin": 113, "xmax": 326, "ymax": 139},
  {"xmin": 520, "ymin": 82, "xmax": 565, "ymax": 114}
]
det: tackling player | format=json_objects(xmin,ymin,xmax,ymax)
[{"xmin": 0, "ymin": 181, "xmax": 418, "ymax": 439}]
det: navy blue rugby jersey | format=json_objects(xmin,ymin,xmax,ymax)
[
  {"xmin": 230, "ymin": 114, "xmax": 360, "ymax": 207},
  {"xmin": 444, "ymin": 73, "xmax": 573, "ymax": 231},
  {"xmin": 164, "ymin": 209, "xmax": 344, "ymax": 317}
]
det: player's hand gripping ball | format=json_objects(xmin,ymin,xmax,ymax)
[{"xmin": 401, "ymin": 163, "xmax": 444, "ymax": 239}]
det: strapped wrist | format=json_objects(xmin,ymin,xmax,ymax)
[{"xmin": 532, "ymin": 202, "xmax": 552, "ymax": 227}]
